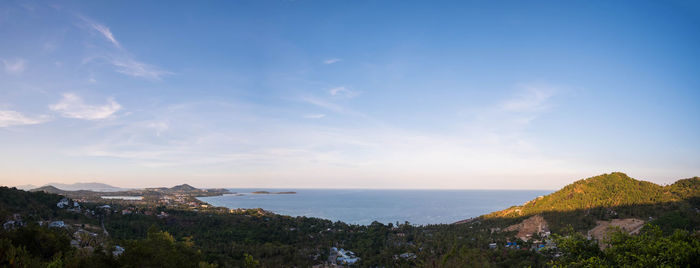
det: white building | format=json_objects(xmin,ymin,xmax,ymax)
[
  {"xmin": 57, "ymin": 198, "xmax": 70, "ymax": 208},
  {"xmin": 113, "ymin": 245, "xmax": 125, "ymax": 256},
  {"xmin": 49, "ymin": 221, "xmax": 66, "ymax": 228}
]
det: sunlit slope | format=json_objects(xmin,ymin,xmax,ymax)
[{"xmin": 485, "ymin": 172, "xmax": 699, "ymax": 218}]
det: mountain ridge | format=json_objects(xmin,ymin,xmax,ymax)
[{"xmin": 33, "ymin": 182, "xmax": 126, "ymax": 192}]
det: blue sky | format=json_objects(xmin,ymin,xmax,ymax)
[{"xmin": 1, "ymin": 0, "xmax": 699, "ymax": 189}]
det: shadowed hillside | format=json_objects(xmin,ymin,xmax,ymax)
[{"xmin": 0, "ymin": 187, "xmax": 64, "ymax": 220}]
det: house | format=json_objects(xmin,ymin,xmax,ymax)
[
  {"xmin": 329, "ymin": 247, "xmax": 360, "ymax": 265},
  {"xmin": 49, "ymin": 221, "xmax": 66, "ymax": 228},
  {"xmin": 337, "ymin": 248, "xmax": 360, "ymax": 265},
  {"xmin": 112, "ymin": 245, "xmax": 125, "ymax": 256},
  {"xmin": 399, "ymin": 252, "xmax": 417, "ymax": 260},
  {"xmin": 57, "ymin": 198, "xmax": 70, "ymax": 208},
  {"xmin": 489, "ymin": 243, "xmax": 497, "ymax": 249},
  {"xmin": 3, "ymin": 220, "xmax": 15, "ymax": 230},
  {"xmin": 505, "ymin": 242, "xmax": 520, "ymax": 249}
]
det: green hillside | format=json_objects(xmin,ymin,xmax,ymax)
[{"xmin": 483, "ymin": 172, "xmax": 700, "ymax": 232}]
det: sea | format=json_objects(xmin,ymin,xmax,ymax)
[{"xmin": 198, "ymin": 189, "xmax": 551, "ymax": 226}]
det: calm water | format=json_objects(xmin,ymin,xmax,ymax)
[
  {"xmin": 199, "ymin": 189, "xmax": 551, "ymax": 225},
  {"xmin": 101, "ymin": 196, "xmax": 143, "ymax": 200}
]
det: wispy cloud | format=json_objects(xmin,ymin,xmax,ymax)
[
  {"xmin": 323, "ymin": 58, "xmax": 341, "ymax": 64},
  {"xmin": 80, "ymin": 16, "xmax": 121, "ymax": 49},
  {"xmin": 78, "ymin": 16, "xmax": 171, "ymax": 80},
  {"xmin": 109, "ymin": 58, "xmax": 172, "ymax": 80},
  {"xmin": 303, "ymin": 114, "xmax": 326, "ymax": 119},
  {"xmin": 49, "ymin": 93, "xmax": 121, "ymax": 120},
  {"xmin": 0, "ymin": 110, "xmax": 47, "ymax": 127},
  {"xmin": 2, "ymin": 58, "xmax": 26, "ymax": 75},
  {"xmin": 328, "ymin": 86, "xmax": 358, "ymax": 98}
]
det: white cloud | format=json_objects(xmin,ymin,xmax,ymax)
[
  {"xmin": 49, "ymin": 93, "xmax": 121, "ymax": 120},
  {"xmin": 323, "ymin": 58, "xmax": 341, "ymax": 64},
  {"xmin": 0, "ymin": 110, "xmax": 47, "ymax": 127},
  {"xmin": 81, "ymin": 17, "xmax": 121, "ymax": 49},
  {"xmin": 109, "ymin": 58, "xmax": 172, "ymax": 80},
  {"xmin": 2, "ymin": 58, "xmax": 26, "ymax": 75},
  {"xmin": 303, "ymin": 114, "xmax": 326, "ymax": 119},
  {"xmin": 79, "ymin": 16, "xmax": 171, "ymax": 80},
  {"xmin": 328, "ymin": 86, "xmax": 358, "ymax": 98}
]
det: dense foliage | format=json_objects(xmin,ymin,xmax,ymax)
[
  {"xmin": 1, "ymin": 172, "xmax": 698, "ymax": 267},
  {"xmin": 551, "ymin": 225, "xmax": 699, "ymax": 267},
  {"xmin": 0, "ymin": 187, "xmax": 64, "ymax": 220},
  {"xmin": 483, "ymin": 172, "xmax": 700, "ymax": 233}
]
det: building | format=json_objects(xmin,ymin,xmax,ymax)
[
  {"xmin": 49, "ymin": 221, "xmax": 66, "ymax": 228},
  {"xmin": 329, "ymin": 247, "xmax": 360, "ymax": 265},
  {"xmin": 113, "ymin": 245, "xmax": 125, "ymax": 256},
  {"xmin": 3, "ymin": 220, "xmax": 16, "ymax": 230},
  {"xmin": 399, "ymin": 252, "xmax": 417, "ymax": 260},
  {"xmin": 57, "ymin": 198, "xmax": 70, "ymax": 208}
]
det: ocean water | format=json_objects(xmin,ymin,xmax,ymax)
[{"xmin": 199, "ymin": 189, "xmax": 551, "ymax": 225}]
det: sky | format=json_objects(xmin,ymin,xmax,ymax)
[{"xmin": 1, "ymin": 0, "xmax": 699, "ymax": 189}]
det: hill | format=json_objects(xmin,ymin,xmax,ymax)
[
  {"xmin": 3, "ymin": 177, "xmax": 698, "ymax": 267},
  {"xmin": 0, "ymin": 186, "xmax": 64, "ymax": 220},
  {"xmin": 42, "ymin": 182, "xmax": 126, "ymax": 192},
  {"xmin": 29, "ymin": 185, "xmax": 66, "ymax": 194},
  {"xmin": 479, "ymin": 172, "xmax": 699, "ymax": 233},
  {"xmin": 29, "ymin": 185, "xmax": 101, "ymax": 197},
  {"xmin": 13, "ymin": 184, "xmax": 38, "ymax": 191},
  {"xmin": 170, "ymin": 184, "xmax": 197, "ymax": 192}
]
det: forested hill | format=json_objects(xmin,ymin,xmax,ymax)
[
  {"xmin": 0, "ymin": 187, "xmax": 64, "ymax": 220},
  {"xmin": 475, "ymin": 172, "xmax": 700, "ymax": 234},
  {"xmin": 485, "ymin": 172, "xmax": 698, "ymax": 218}
]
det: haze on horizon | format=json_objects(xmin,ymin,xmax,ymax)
[{"xmin": 1, "ymin": 1, "xmax": 699, "ymax": 190}]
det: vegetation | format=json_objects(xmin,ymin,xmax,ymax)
[
  {"xmin": 550, "ymin": 225, "xmax": 699, "ymax": 267},
  {"xmin": 1, "ymin": 172, "xmax": 698, "ymax": 267},
  {"xmin": 483, "ymin": 172, "xmax": 700, "ymax": 233}
]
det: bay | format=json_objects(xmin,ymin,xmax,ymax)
[{"xmin": 199, "ymin": 189, "xmax": 552, "ymax": 225}]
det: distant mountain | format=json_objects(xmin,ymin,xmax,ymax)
[
  {"xmin": 42, "ymin": 182, "xmax": 126, "ymax": 192},
  {"xmin": 30, "ymin": 185, "xmax": 66, "ymax": 194},
  {"xmin": 13, "ymin": 184, "xmax": 38, "ymax": 191},
  {"xmin": 170, "ymin": 184, "xmax": 197, "ymax": 192},
  {"xmin": 29, "ymin": 185, "xmax": 100, "ymax": 196}
]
